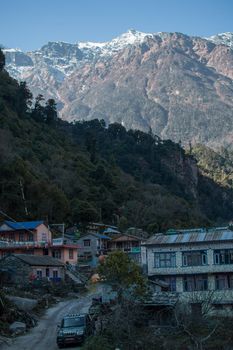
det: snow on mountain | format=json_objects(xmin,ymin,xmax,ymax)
[
  {"xmin": 207, "ymin": 32, "xmax": 233, "ymax": 48},
  {"xmin": 3, "ymin": 29, "xmax": 233, "ymax": 104},
  {"xmin": 3, "ymin": 29, "xmax": 160, "ymax": 100},
  {"xmin": 3, "ymin": 30, "xmax": 158, "ymax": 82}
]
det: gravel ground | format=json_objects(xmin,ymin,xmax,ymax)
[{"xmin": 0, "ymin": 284, "xmax": 103, "ymax": 350}]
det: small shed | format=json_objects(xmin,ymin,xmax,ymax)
[{"xmin": 0, "ymin": 254, "xmax": 65, "ymax": 285}]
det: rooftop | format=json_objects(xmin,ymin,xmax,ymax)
[
  {"xmin": 144, "ymin": 229, "xmax": 233, "ymax": 246},
  {"xmin": 111, "ymin": 234, "xmax": 142, "ymax": 242},
  {"xmin": 0, "ymin": 220, "xmax": 44, "ymax": 231},
  {"xmin": 3, "ymin": 254, "xmax": 64, "ymax": 266}
]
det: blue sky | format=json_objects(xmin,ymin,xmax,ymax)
[{"xmin": 1, "ymin": 0, "xmax": 233, "ymax": 51}]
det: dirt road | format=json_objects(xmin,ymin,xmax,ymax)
[{"xmin": 0, "ymin": 284, "xmax": 102, "ymax": 350}]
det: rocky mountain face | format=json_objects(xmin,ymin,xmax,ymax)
[{"xmin": 3, "ymin": 30, "xmax": 233, "ymax": 149}]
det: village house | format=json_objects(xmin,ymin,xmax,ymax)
[
  {"xmin": 0, "ymin": 254, "xmax": 65, "ymax": 285},
  {"xmin": 141, "ymin": 227, "xmax": 233, "ymax": 312},
  {"xmin": 77, "ymin": 233, "xmax": 111, "ymax": 266},
  {"xmin": 86, "ymin": 222, "xmax": 120, "ymax": 236},
  {"xmin": 107, "ymin": 234, "xmax": 143, "ymax": 263},
  {"xmin": 0, "ymin": 220, "xmax": 79, "ymax": 265}
]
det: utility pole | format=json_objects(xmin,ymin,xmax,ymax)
[{"xmin": 19, "ymin": 179, "xmax": 28, "ymax": 216}]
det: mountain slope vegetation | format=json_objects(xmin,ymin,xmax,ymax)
[
  {"xmin": 1, "ymin": 57, "xmax": 233, "ymax": 232},
  {"xmin": 4, "ymin": 31, "xmax": 233, "ymax": 149}
]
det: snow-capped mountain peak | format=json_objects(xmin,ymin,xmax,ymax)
[
  {"xmin": 3, "ymin": 29, "xmax": 233, "ymax": 108},
  {"xmin": 206, "ymin": 32, "xmax": 233, "ymax": 48},
  {"xmin": 77, "ymin": 29, "xmax": 154, "ymax": 52}
]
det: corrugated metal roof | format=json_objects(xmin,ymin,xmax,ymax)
[
  {"xmin": 1, "ymin": 221, "xmax": 44, "ymax": 231},
  {"xmin": 103, "ymin": 228, "xmax": 120, "ymax": 234},
  {"xmin": 111, "ymin": 234, "xmax": 141, "ymax": 242},
  {"xmin": 144, "ymin": 230, "xmax": 233, "ymax": 246},
  {"xmin": 94, "ymin": 233, "xmax": 111, "ymax": 240}
]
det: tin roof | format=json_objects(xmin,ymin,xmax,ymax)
[
  {"xmin": 93, "ymin": 233, "xmax": 111, "ymax": 240},
  {"xmin": 144, "ymin": 229, "xmax": 233, "ymax": 246},
  {"xmin": 111, "ymin": 234, "xmax": 141, "ymax": 242}
]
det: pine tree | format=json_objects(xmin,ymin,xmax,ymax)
[
  {"xmin": 17, "ymin": 81, "xmax": 33, "ymax": 116},
  {"xmin": 0, "ymin": 48, "xmax": 5, "ymax": 71},
  {"xmin": 32, "ymin": 94, "xmax": 45, "ymax": 122},
  {"xmin": 45, "ymin": 98, "xmax": 57, "ymax": 124}
]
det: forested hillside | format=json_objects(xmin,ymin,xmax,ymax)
[
  {"xmin": 193, "ymin": 144, "xmax": 233, "ymax": 189},
  {"xmin": 1, "ymin": 51, "xmax": 233, "ymax": 232}
]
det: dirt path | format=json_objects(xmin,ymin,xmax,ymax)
[{"xmin": 0, "ymin": 284, "xmax": 103, "ymax": 350}]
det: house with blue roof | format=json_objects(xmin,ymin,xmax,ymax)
[
  {"xmin": 0, "ymin": 220, "xmax": 79, "ymax": 266},
  {"xmin": 0, "ymin": 220, "xmax": 51, "ymax": 247}
]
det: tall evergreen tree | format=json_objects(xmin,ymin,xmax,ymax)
[
  {"xmin": 0, "ymin": 48, "xmax": 5, "ymax": 71},
  {"xmin": 17, "ymin": 82, "xmax": 33, "ymax": 116},
  {"xmin": 45, "ymin": 98, "xmax": 57, "ymax": 124},
  {"xmin": 32, "ymin": 94, "xmax": 45, "ymax": 122}
]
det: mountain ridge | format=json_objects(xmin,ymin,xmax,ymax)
[{"xmin": 3, "ymin": 30, "xmax": 233, "ymax": 149}]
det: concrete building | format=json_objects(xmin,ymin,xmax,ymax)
[
  {"xmin": 0, "ymin": 221, "xmax": 79, "ymax": 265},
  {"xmin": 141, "ymin": 227, "xmax": 233, "ymax": 311},
  {"xmin": 77, "ymin": 233, "xmax": 111, "ymax": 266}
]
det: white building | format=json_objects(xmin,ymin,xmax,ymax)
[{"xmin": 141, "ymin": 227, "xmax": 233, "ymax": 310}]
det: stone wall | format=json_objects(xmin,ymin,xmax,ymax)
[{"xmin": 0, "ymin": 255, "xmax": 31, "ymax": 284}]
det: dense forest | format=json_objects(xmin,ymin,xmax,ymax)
[{"xmin": 1, "ymin": 48, "xmax": 233, "ymax": 232}]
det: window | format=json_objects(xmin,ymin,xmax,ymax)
[
  {"xmin": 183, "ymin": 275, "xmax": 208, "ymax": 292},
  {"xmin": 36, "ymin": 270, "xmax": 42, "ymax": 279},
  {"xmin": 84, "ymin": 239, "xmax": 91, "ymax": 247},
  {"xmin": 214, "ymin": 250, "xmax": 233, "ymax": 265},
  {"xmin": 154, "ymin": 252, "xmax": 176, "ymax": 268},
  {"xmin": 215, "ymin": 274, "xmax": 233, "ymax": 290},
  {"xmin": 28, "ymin": 233, "xmax": 34, "ymax": 241},
  {"xmin": 53, "ymin": 270, "xmax": 58, "ymax": 278},
  {"xmin": 9, "ymin": 233, "xmax": 15, "ymax": 241},
  {"xmin": 182, "ymin": 251, "xmax": 207, "ymax": 266},
  {"xmin": 160, "ymin": 276, "xmax": 176, "ymax": 291},
  {"xmin": 69, "ymin": 249, "xmax": 74, "ymax": 259},
  {"xmin": 53, "ymin": 250, "xmax": 61, "ymax": 259},
  {"xmin": 41, "ymin": 232, "xmax": 47, "ymax": 242},
  {"xmin": 19, "ymin": 233, "xmax": 25, "ymax": 242}
]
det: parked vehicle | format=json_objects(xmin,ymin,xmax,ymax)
[{"xmin": 56, "ymin": 313, "xmax": 93, "ymax": 348}]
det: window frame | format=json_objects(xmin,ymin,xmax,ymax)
[
  {"xmin": 69, "ymin": 249, "xmax": 74, "ymax": 259},
  {"xmin": 183, "ymin": 274, "xmax": 208, "ymax": 292},
  {"xmin": 214, "ymin": 249, "xmax": 233, "ymax": 265},
  {"xmin": 154, "ymin": 252, "xmax": 176, "ymax": 268},
  {"xmin": 53, "ymin": 270, "xmax": 58, "ymax": 278},
  {"xmin": 53, "ymin": 250, "xmax": 61, "ymax": 259},
  {"xmin": 215, "ymin": 274, "xmax": 233, "ymax": 290},
  {"xmin": 182, "ymin": 250, "xmax": 208, "ymax": 267},
  {"xmin": 36, "ymin": 270, "xmax": 43, "ymax": 279},
  {"xmin": 83, "ymin": 239, "xmax": 91, "ymax": 247}
]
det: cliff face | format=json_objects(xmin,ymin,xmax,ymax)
[{"xmin": 4, "ymin": 31, "xmax": 233, "ymax": 149}]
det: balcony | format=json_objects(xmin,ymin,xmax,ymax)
[
  {"xmin": 0, "ymin": 240, "xmax": 49, "ymax": 249},
  {"xmin": 108, "ymin": 247, "xmax": 141, "ymax": 253},
  {"xmin": 0, "ymin": 238, "xmax": 79, "ymax": 250}
]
